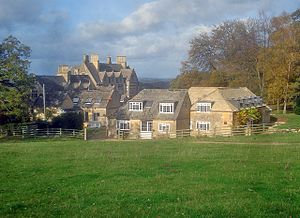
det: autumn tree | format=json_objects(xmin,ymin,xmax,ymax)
[
  {"xmin": 0, "ymin": 36, "xmax": 34, "ymax": 124},
  {"xmin": 178, "ymin": 19, "xmax": 264, "ymax": 93},
  {"xmin": 264, "ymin": 11, "xmax": 300, "ymax": 113}
]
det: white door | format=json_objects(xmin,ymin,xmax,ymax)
[{"xmin": 140, "ymin": 121, "xmax": 153, "ymax": 139}]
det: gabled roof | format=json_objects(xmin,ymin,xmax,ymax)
[
  {"xmin": 68, "ymin": 75, "xmax": 96, "ymax": 90},
  {"xmin": 35, "ymin": 76, "xmax": 66, "ymax": 92},
  {"xmin": 188, "ymin": 87, "xmax": 258, "ymax": 112},
  {"xmin": 99, "ymin": 63, "xmax": 122, "ymax": 72},
  {"xmin": 121, "ymin": 69, "xmax": 135, "ymax": 79},
  {"xmin": 116, "ymin": 89, "xmax": 188, "ymax": 120},
  {"xmin": 78, "ymin": 86, "xmax": 115, "ymax": 108},
  {"xmin": 85, "ymin": 62, "xmax": 101, "ymax": 84}
]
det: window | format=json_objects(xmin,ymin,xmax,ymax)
[
  {"xmin": 141, "ymin": 121, "xmax": 152, "ymax": 132},
  {"xmin": 158, "ymin": 123, "xmax": 170, "ymax": 132},
  {"xmin": 196, "ymin": 103, "xmax": 211, "ymax": 112},
  {"xmin": 129, "ymin": 102, "xmax": 143, "ymax": 111},
  {"xmin": 117, "ymin": 120, "xmax": 130, "ymax": 130},
  {"xmin": 94, "ymin": 98, "xmax": 102, "ymax": 104},
  {"xmin": 31, "ymin": 90, "xmax": 38, "ymax": 98},
  {"xmin": 85, "ymin": 98, "xmax": 93, "ymax": 105},
  {"xmin": 73, "ymin": 97, "xmax": 79, "ymax": 105},
  {"xmin": 159, "ymin": 103, "xmax": 174, "ymax": 113},
  {"xmin": 196, "ymin": 121, "xmax": 210, "ymax": 131},
  {"xmin": 92, "ymin": 113, "xmax": 100, "ymax": 121}
]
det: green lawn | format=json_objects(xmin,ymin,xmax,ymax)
[
  {"xmin": 273, "ymin": 113, "xmax": 300, "ymax": 129},
  {"xmin": 1, "ymin": 134, "xmax": 300, "ymax": 217}
]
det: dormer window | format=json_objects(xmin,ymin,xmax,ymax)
[
  {"xmin": 94, "ymin": 97, "xmax": 102, "ymax": 105},
  {"xmin": 159, "ymin": 103, "xmax": 174, "ymax": 114},
  {"xmin": 85, "ymin": 98, "xmax": 93, "ymax": 105},
  {"xmin": 196, "ymin": 103, "xmax": 211, "ymax": 112},
  {"xmin": 129, "ymin": 102, "xmax": 143, "ymax": 111},
  {"xmin": 72, "ymin": 97, "xmax": 79, "ymax": 105}
]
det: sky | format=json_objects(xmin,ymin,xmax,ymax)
[{"xmin": 0, "ymin": 0, "xmax": 299, "ymax": 79}]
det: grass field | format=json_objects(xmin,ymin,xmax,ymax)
[
  {"xmin": 1, "ymin": 133, "xmax": 300, "ymax": 217},
  {"xmin": 273, "ymin": 113, "xmax": 300, "ymax": 129}
]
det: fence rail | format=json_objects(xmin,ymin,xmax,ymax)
[{"xmin": 0, "ymin": 127, "xmax": 84, "ymax": 139}]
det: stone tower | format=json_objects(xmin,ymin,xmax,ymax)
[
  {"xmin": 57, "ymin": 65, "xmax": 70, "ymax": 82},
  {"xmin": 90, "ymin": 54, "xmax": 99, "ymax": 71}
]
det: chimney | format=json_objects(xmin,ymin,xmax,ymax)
[
  {"xmin": 106, "ymin": 56, "xmax": 112, "ymax": 64},
  {"xmin": 90, "ymin": 54, "xmax": 99, "ymax": 71},
  {"xmin": 57, "ymin": 65, "xmax": 70, "ymax": 82},
  {"xmin": 116, "ymin": 55, "xmax": 127, "ymax": 68},
  {"xmin": 83, "ymin": 54, "xmax": 89, "ymax": 63}
]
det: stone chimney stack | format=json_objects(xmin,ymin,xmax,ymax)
[
  {"xmin": 90, "ymin": 54, "xmax": 99, "ymax": 71},
  {"xmin": 107, "ymin": 56, "xmax": 112, "ymax": 64},
  {"xmin": 83, "ymin": 54, "xmax": 89, "ymax": 63},
  {"xmin": 57, "ymin": 65, "xmax": 70, "ymax": 82},
  {"xmin": 116, "ymin": 55, "xmax": 127, "ymax": 68}
]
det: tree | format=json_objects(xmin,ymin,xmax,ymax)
[
  {"xmin": 51, "ymin": 112, "xmax": 83, "ymax": 130},
  {"xmin": 0, "ymin": 36, "xmax": 34, "ymax": 124},
  {"xmin": 181, "ymin": 19, "xmax": 265, "ymax": 94},
  {"xmin": 170, "ymin": 69, "xmax": 209, "ymax": 89},
  {"xmin": 236, "ymin": 108, "xmax": 261, "ymax": 125},
  {"xmin": 264, "ymin": 12, "xmax": 300, "ymax": 113}
]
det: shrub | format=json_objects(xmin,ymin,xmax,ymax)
[{"xmin": 51, "ymin": 112, "xmax": 83, "ymax": 129}]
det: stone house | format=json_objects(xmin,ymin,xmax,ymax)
[
  {"xmin": 114, "ymin": 89, "xmax": 191, "ymax": 139},
  {"xmin": 57, "ymin": 54, "xmax": 139, "ymax": 99},
  {"xmin": 188, "ymin": 87, "xmax": 271, "ymax": 136},
  {"xmin": 75, "ymin": 86, "xmax": 121, "ymax": 129}
]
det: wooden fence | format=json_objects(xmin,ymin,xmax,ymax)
[
  {"xmin": 115, "ymin": 123, "xmax": 300, "ymax": 140},
  {"xmin": 0, "ymin": 127, "xmax": 84, "ymax": 139}
]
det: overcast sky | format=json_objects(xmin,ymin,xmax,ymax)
[{"xmin": 0, "ymin": 0, "xmax": 299, "ymax": 78}]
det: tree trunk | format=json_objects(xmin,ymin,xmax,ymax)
[
  {"xmin": 277, "ymin": 99, "xmax": 280, "ymax": 113},
  {"xmin": 283, "ymin": 99, "xmax": 287, "ymax": 114}
]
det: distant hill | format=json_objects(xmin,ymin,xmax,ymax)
[{"xmin": 139, "ymin": 78, "xmax": 173, "ymax": 90}]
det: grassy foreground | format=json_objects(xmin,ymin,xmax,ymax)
[{"xmin": 1, "ymin": 134, "xmax": 300, "ymax": 217}]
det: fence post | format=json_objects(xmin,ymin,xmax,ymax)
[
  {"xmin": 59, "ymin": 128, "xmax": 62, "ymax": 136},
  {"xmin": 84, "ymin": 128, "xmax": 87, "ymax": 141}
]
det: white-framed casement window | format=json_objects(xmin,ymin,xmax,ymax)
[
  {"xmin": 196, "ymin": 103, "xmax": 211, "ymax": 112},
  {"xmin": 196, "ymin": 121, "xmax": 210, "ymax": 131},
  {"xmin": 158, "ymin": 123, "xmax": 170, "ymax": 132},
  {"xmin": 141, "ymin": 121, "xmax": 153, "ymax": 132},
  {"xmin": 129, "ymin": 102, "xmax": 143, "ymax": 111},
  {"xmin": 117, "ymin": 120, "xmax": 130, "ymax": 130},
  {"xmin": 159, "ymin": 103, "xmax": 174, "ymax": 113}
]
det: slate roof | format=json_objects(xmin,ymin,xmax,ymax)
[
  {"xmin": 99, "ymin": 63, "xmax": 122, "ymax": 72},
  {"xmin": 116, "ymin": 89, "xmax": 188, "ymax": 120},
  {"xmin": 77, "ymin": 86, "xmax": 115, "ymax": 108},
  {"xmin": 33, "ymin": 91, "xmax": 68, "ymax": 108},
  {"xmin": 68, "ymin": 75, "xmax": 96, "ymax": 90},
  {"xmin": 35, "ymin": 76, "xmax": 66, "ymax": 92},
  {"xmin": 188, "ymin": 87, "xmax": 259, "ymax": 112}
]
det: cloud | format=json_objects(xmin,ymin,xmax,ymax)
[
  {"xmin": 0, "ymin": 0, "xmax": 42, "ymax": 29},
  {"xmin": 1, "ymin": 0, "xmax": 298, "ymax": 77}
]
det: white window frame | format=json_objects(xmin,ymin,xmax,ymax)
[
  {"xmin": 159, "ymin": 103, "xmax": 174, "ymax": 114},
  {"xmin": 129, "ymin": 102, "xmax": 143, "ymax": 111},
  {"xmin": 158, "ymin": 123, "xmax": 170, "ymax": 132},
  {"xmin": 140, "ymin": 121, "xmax": 153, "ymax": 132},
  {"xmin": 196, "ymin": 121, "xmax": 210, "ymax": 131},
  {"xmin": 117, "ymin": 120, "xmax": 130, "ymax": 130},
  {"xmin": 196, "ymin": 103, "xmax": 211, "ymax": 112}
]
